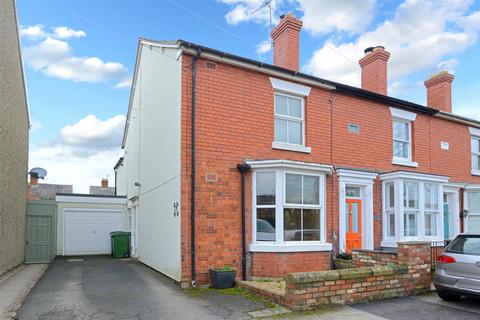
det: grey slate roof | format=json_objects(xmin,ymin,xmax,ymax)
[
  {"xmin": 89, "ymin": 186, "xmax": 116, "ymax": 196},
  {"xmin": 30, "ymin": 184, "xmax": 73, "ymax": 200}
]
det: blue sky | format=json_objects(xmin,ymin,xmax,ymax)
[{"xmin": 18, "ymin": 0, "xmax": 480, "ymax": 192}]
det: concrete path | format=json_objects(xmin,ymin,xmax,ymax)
[
  {"xmin": 17, "ymin": 256, "xmax": 271, "ymax": 320},
  {"xmin": 0, "ymin": 264, "xmax": 48, "ymax": 320}
]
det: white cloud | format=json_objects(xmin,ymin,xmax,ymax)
[
  {"xmin": 304, "ymin": 0, "xmax": 480, "ymax": 90},
  {"xmin": 53, "ymin": 26, "xmax": 86, "ymax": 39},
  {"xmin": 60, "ymin": 114, "xmax": 126, "ymax": 149},
  {"xmin": 23, "ymin": 38, "xmax": 71, "ymax": 70},
  {"xmin": 114, "ymin": 77, "xmax": 133, "ymax": 89},
  {"xmin": 20, "ymin": 25, "xmax": 86, "ymax": 40},
  {"xmin": 30, "ymin": 118, "xmax": 43, "ymax": 131},
  {"xmin": 45, "ymin": 57, "xmax": 127, "ymax": 83},
  {"xmin": 29, "ymin": 114, "xmax": 125, "ymax": 193},
  {"xmin": 22, "ymin": 28, "xmax": 128, "ymax": 85},
  {"xmin": 298, "ymin": 0, "xmax": 376, "ymax": 35},
  {"xmin": 20, "ymin": 24, "xmax": 47, "ymax": 39},
  {"xmin": 256, "ymin": 39, "xmax": 272, "ymax": 55},
  {"xmin": 221, "ymin": 0, "xmax": 281, "ymax": 26}
]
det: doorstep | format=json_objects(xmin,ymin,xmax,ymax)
[{"xmin": 0, "ymin": 264, "xmax": 48, "ymax": 320}]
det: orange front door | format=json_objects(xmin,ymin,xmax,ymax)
[{"xmin": 345, "ymin": 199, "xmax": 362, "ymax": 254}]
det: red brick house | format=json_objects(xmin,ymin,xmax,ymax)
[{"xmin": 117, "ymin": 14, "xmax": 480, "ymax": 286}]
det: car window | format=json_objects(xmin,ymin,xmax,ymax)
[{"xmin": 446, "ymin": 235, "xmax": 480, "ymax": 255}]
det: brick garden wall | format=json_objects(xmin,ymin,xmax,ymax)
[
  {"xmin": 352, "ymin": 249, "xmax": 398, "ymax": 268},
  {"xmin": 251, "ymin": 252, "xmax": 331, "ymax": 278},
  {"xmin": 282, "ymin": 242, "xmax": 432, "ymax": 310}
]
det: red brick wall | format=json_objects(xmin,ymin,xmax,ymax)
[
  {"xmin": 352, "ymin": 249, "xmax": 398, "ymax": 268},
  {"xmin": 251, "ymin": 252, "xmax": 331, "ymax": 278},
  {"xmin": 179, "ymin": 53, "xmax": 480, "ymax": 285}
]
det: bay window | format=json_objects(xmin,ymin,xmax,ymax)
[
  {"xmin": 249, "ymin": 160, "xmax": 331, "ymax": 252},
  {"xmin": 381, "ymin": 172, "xmax": 447, "ymax": 247}
]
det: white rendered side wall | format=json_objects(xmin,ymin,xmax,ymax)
[{"xmin": 131, "ymin": 45, "xmax": 182, "ymax": 281}]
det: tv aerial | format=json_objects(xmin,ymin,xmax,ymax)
[
  {"xmin": 29, "ymin": 167, "xmax": 47, "ymax": 179},
  {"xmin": 252, "ymin": 0, "xmax": 273, "ymax": 32}
]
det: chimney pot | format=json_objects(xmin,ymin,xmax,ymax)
[
  {"xmin": 29, "ymin": 172, "xmax": 39, "ymax": 186},
  {"xmin": 359, "ymin": 45, "xmax": 390, "ymax": 95},
  {"xmin": 101, "ymin": 178, "xmax": 108, "ymax": 188},
  {"xmin": 424, "ymin": 71, "xmax": 454, "ymax": 113},
  {"xmin": 271, "ymin": 13, "xmax": 303, "ymax": 71}
]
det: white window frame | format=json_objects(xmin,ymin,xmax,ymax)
[
  {"xmin": 380, "ymin": 171, "xmax": 447, "ymax": 247},
  {"xmin": 270, "ymin": 77, "xmax": 312, "ymax": 153},
  {"xmin": 469, "ymin": 127, "xmax": 480, "ymax": 176},
  {"xmin": 390, "ymin": 107, "xmax": 418, "ymax": 167},
  {"xmin": 464, "ymin": 186, "xmax": 480, "ymax": 233},
  {"xmin": 274, "ymin": 92, "xmax": 305, "ymax": 145},
  {"xmin": 248, "ymin": 160, "xmax": 332, "ymax": 252}
]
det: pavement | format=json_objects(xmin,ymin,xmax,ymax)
[
  {"xmin": 0, "ymin": 264, "xmax": 48, "ymax": 320},
  {"xmin": 15, "ymin": 256, "xmax": 480, "ymax": 320}
]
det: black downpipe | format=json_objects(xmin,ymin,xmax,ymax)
[
  {"xmin": 191, "ymin": 48, "xmax": 201, "ymax": 287},
  {"xmin": 237, "ymin": 163, "xmax": 251, "ymax": 281}
]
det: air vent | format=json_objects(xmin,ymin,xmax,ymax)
[{"xmin": 206, "ymin": 62, "xmax": 217, "ymax": 70}]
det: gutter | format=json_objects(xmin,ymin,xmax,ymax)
[{"xmin": 190, "ymin": 48, "xmax": 201, "ymax": 287}]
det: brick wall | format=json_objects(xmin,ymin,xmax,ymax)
[
  {"xmin": 352, "ymin": 249, "xmax": 398, "ymax": 268},
  {"xmin": 251, "ymin": 252, "xmax": 331, "ymax": 278},
  {"xmin": 179, "ymin": 51, "xmax": 478, "ymax": 285},
  {"xmin": 283, "ymin": 241, "xmax": 432, "ymax": 310}
]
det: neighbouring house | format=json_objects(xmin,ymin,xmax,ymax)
[
  {"xmin": 28, "ymin": 173, "xmax": 73, "ymax": 200},
  {"xmin": 118, "ymin": 14, "xmax": 480, "ymax": 286},
  {"xmin": 89, "ymin": 178, "xmax": 116, "ymax": 196},
  {"xmin": 0, "ymin": 0, "xmax": 30, "ymax": 276}
]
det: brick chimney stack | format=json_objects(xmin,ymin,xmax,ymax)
[
  {"xmin": 101, "ymin": 178, "xmax": 108, "ymax": 188},
  {"xmin": 271, "ymin": 13, "xmax": 303, "ymax": 72},
  {"xmin": 424, "ymin": 71, "xmax": 454, "ymax": 113},
  {"xmin": 359, "ymin": 46, "xmax": 390, "ymax": 95},
  {"xmin": 29, "ymin": 173, "xmax": 39, "ymax": 186}
]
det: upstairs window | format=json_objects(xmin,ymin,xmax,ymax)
[
  {"xmin": 274, "ymin": 93, "xmax": 304, "ymax": 146},
  {"xmin": 393, "ymin": 120, "xmax": 411, "ymax": 160},
  {"xmin": 390, "ymin": 108, "xmax": 417, "ymax": 167},
  {"xmin": 471, "ymin": 133, "xmax": 480, "ymax": 175}
]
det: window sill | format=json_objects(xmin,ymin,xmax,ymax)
[
  {"xmin": 392, "ymin": 158, "xmax": 418, "ymax": 167},
  {"xmin": 380, "ymin": 240, "xmax": 397, "ymax": 248},
  {"xmin": 472, "ymin": 169, "xmax": 480, "ymax": 176},
  {"xmin": 250, "ymin": 242, "xmax": 332, "ymax": 252},
  {"xmin": 272, "ymin": 142, "xmax": 311, "ymax": 153}
]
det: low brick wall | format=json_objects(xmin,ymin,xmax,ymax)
[
  {"xmin": 243, "ymin": 241, "xmax": 432, "ymax": 311},
  {"xmin": 352, "ymin": 249, "xmax": 398, "ymax": 268}
]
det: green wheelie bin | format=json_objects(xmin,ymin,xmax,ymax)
[{"xmin": 110, "ymin": 231, "xmax": 131, "ymax": 258}]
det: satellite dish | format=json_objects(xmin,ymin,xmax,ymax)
[{"xmin": 29, "ymin": 167, "xmax": 47, "ymax": 179}]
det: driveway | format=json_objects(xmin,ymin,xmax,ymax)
[
  {"xmin": 17, "ymin": 256, "xmax": 271, "ymax": 320},
  {"xmin": 17, "ymin": 257, "xmax": 480, "ymax": 320}
]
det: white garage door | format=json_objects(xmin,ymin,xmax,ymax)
[{"xmin": 64, "ymin": 209, "xmax": 124, "ymax": 255}]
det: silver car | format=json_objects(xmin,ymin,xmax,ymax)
[{"xmin": 434, "ymin": 234, "xmax": 480, "ymax": 301}]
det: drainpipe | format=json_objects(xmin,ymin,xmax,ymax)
[
  {"xmin": 237, "ymin": 163, "xmax": 251, "ymax": 281},
  {"xmin": 190, "ymin": 48, "xmax": 201, "ymax": 287}
]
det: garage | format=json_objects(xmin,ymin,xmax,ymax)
[{"xmin": 56, "ymin": 194, "xmax": 127, "ymax": 256}]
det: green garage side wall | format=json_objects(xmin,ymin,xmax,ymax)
[{"xmin": 26, "ymin": 201, "xmax": 57, "ymax": 263}]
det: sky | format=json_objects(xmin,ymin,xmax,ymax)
[{"xmin": 18, "ymin": 0, "xmax": 480, "ymax": 193}]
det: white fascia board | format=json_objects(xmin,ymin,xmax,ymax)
[
  {"xmin": 390, "ymin": 107, "xmax": 417, "ymax": 121},
  {"xmin": 270, "ymin": 77, "xmax": 311, "ymax": 97},
  {"xmin": 56, "ymin": 195, "xmax": 127, "ymax": 205},
  {"xmin": 469, "ymin": 127, "xmax": 480, "ymax": 137},
  {"xmin": 245, "ymin": 159, "xmax": 333, "ymax": 174},
  {"xmin": 379, "ymin": 171, "xmax": 449, "ymax": 183},
  {"xmin": 336, "ymin": 169, "xmax": 378, "ymax": 181}
]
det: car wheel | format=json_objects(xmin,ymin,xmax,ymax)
[{"xmin": 437, "ymin": 290, "xmax": 461, "ymax": 301}]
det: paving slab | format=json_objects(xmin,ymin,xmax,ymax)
[{"xmin": 0, "ymin": 264, "xmax": 48, "ymax": 320}]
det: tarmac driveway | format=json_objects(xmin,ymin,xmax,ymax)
[{"xmin": 16, "ymin": 256, "xmax": 270, "ymax": 320}]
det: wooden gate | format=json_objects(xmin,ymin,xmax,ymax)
[{"xmin": 26, "ymin": 201, "xmax": 56, "ymax": 263}]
